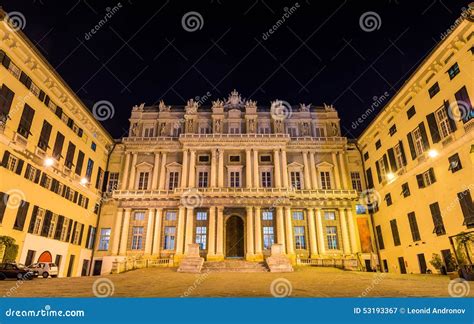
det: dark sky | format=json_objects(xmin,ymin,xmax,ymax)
[{"xmin": 2, "ymin": 0, "xmax": 468, "ymax": 139}]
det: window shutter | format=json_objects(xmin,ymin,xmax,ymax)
[
  {"xmin": 1, "ymin": 150, "xmax": 10, "ymax": 168},
  {"xmin": 66, "ymin": 218, "xmax": 73, "ymax": 241},
  {"xmin": 457, "ymin": 190, "xmax": 474, "ymax": 226},
  {"xmin": 34, "ymin": 169, "xmax": 41, "ymax": 183},
  {"xmin": 41, "ymin": 211, "xmax": 52, "ymax": 237},
  {"xmin": 418, "ymin": 122, "xmax": 430, "ymax": 150},
  {"xmin": 75, "ymin": 151, "xmax": 84, "ymax": 175},
  {"xmin": 366, "ymin": 168, "xmax": 374, "ymax": 189},
  {"xmin": 416, "ymin": 174, "xmax": 425, "ymax": 188},
  {"xmin": 19, "ymin": 71, "xmax": 28, "ymax": 85},
  {"xmin": 426, "ymin": 112, "xmax": 441, "ymax": 143},
  {"xmin": 55, "ymin": 216, "xmax": 64, "ymax": 240},
  {"xmin": 387, "ymin": 148, "xmax": 397, "ymax": 171},
  {"xmin": 428, "ymin": 168, "xmax": 436, "ymax": 183},
  {"xmin": 444, "ymin": 100, "xmax": 457, "ymax": 132},
  {"xmin": 85, "ymin": 225, "xmax": 92, "ymax": 249},
  {"xmin": 78, "ymin": 224, "xmax": 84, "ymax": 246},
  {"xmin": 15, "ymin": 159, "xmax": 24, "ymax": 175},
  {"xmin": 70, "ymin": 221, "xmax": 77, "ymax": 243},
  {"xmin": 382, "ymin": 154, "xmax": 389, "ymax": 172},
  {"xmin": 407, "ymin": 133, "xmax": 416, "ymax": 160},
  {"xmin": 0, "ymin": 51, "xmax": 11, "ymax": 68},
  {"xmin": 38, "ymin": 90, "xmax": 45, "ymax": 102},
  {"xmin": 28, "ymin": 206, "xmax": 38, "ymax": 234},
  {"xmin": 375, "ymin": 160, "xmax": 382, "ymax": 183},
  {"xmin": 52, "ymin": 132, "xmax": 65, "ymax": 159},
  {"xmin": 454, "ymin": 86, "xmax": 472, "ymax": 123},
  {"xmin": 102, "ymin": 171, "xmax": 110, "ymax": 192},
  {"xmin": 0, "ymin": 85, "xmax": 15, "ymax": 117},
  {"xmin": 55, "ymin": 106, "xmax": 63, "ymax": 118},
  {"xmin": 398, "ymin": 141, "xmax": 407, "ymax": 166},
  {"xmin": 13, "ymin": 201, "xmax": 29, "ymax": 230}
]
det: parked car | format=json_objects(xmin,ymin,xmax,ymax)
[
  {"xmin": 0, "ymin": 262, "xmax": 38, "ymax": 280},
  {"xmin": 28, "ymin": 262, "xmax": 59, "ymax": 278}
]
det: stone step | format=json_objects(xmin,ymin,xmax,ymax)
[{"xmin": 202, "ymin": 260, "xmax": 269, "ymax": 272}]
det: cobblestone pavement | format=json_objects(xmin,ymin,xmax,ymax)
[{"xmin": 1, "ymin": 267, "xmax": 472, "ymax": 297}]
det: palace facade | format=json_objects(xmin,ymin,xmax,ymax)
[{"xmin": 93, "ymin": 92, "xmax": 374, "ymax": 274}]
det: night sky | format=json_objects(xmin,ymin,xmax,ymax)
[{"xmin": 1, "ymin": 0, "xmax": 468, "ymax": 139}]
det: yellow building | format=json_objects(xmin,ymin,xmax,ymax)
[
  {"xmin": 0, "ymin": 10, "xmax": 113, "ymax": 277},
  {"xmin": 358, "ymin": 8, "xmax": 474, "ymax": 274}
]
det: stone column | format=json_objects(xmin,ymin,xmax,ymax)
[
  {"xmin": 273, "ymin": 149, "xmax": 281, "ymax": 188},
  {"xmin": 152, "ymin": 208, "xmax": 163, "ymax": 255},
  {"xmin": 338, "ymin": 152, "xmax": 349, "ymax": 189},
  {"xmin": 216, "ymin": 207, "xmax": 224, "ymax": 256},
  {"xmin": 246, "ymin": 207, "xmax": 254, "ymax": 258},
  {"xmin": 158, "ymin": 152, "xmax": 167, "ymax": 190},
  {"xmin": 307, "ymin": 208, "xmax": 318, "ymax": 258},
  {"xmin": 218, "ymin": 149, "xmax": 224, "ymax": 187},
  {"xmin": 281, "ymin": 150, "xmax": 289, "ymax": 188},
  {"xmin": 181, "ymin": 149, "xmax": 189, "ymax": 188},
  {"xmin": 207, "ymin": 207, "xmax": 216, "ymax": 258},
  {"xmin": 188, "ymin": 150, "xmax": 196, "ymax": 188},
  {"xmin": 346, "ymin": 208, "xmax": 358, "ymax": 253},
  {"xmin": 339, "ymin": 208, "xmax": 350, "ymax": 254},
  {"xmin": 111, "ymin": 208, "xmax": 124, "ymax": 255},
  {"xmin": 284, "ymin": 207, "xmax": 294, "ymax": 255},
  {"xmin": 331, "ymin": 153, "xmax": 341, "ymax": 189},
  {"xmin": 302, "ymin": 151, "xmax": 312, "ymax": 189},
  {"xmin": 210, "ymin": 149, "xmax": 217, "ymax": 187},
  {"xmin": 184, "ymin": 207, "xmax": 194, "ymax": 253},
  {"xmin": 151, "ymin": 153, "xmax": 160, "ymax": 190},
  {"xmin": 144, "ymin": 208, "xmax": 155, "ymax": 254},
  {"xmin": 119, "ymin": 208, "xmax": 131, "ymax": 255},
  {"xmin": 128, "ymin": 153, "xmax": 137, "ymax": 189},
  {"xmin": 253, "ymin": 149, "xmax": 259, "ymax": 188},
  {"xmin": 315, "ymin": 208, "xmax": 326, "ymax": 255},
  {"xmin": 120, "ymin": 153, "xmax": 130, "ymax": 190},
  {"xmin": 254, "ymin": 207, "xmax": 262, "ymax": 255},
  {"xmin": 246, "ymin": 149, "xmax": 252, "ymax": 188},
  {"xmin": 276, "ymin": 207, "xmax": 286, "ymax": 253},
  {"xmin": 175, "ymin": 206, "xmax": 186, "ymax": 254},
  {"xmin": 309, "ymin": 151, "xmax": 318, "ymax": 190}
]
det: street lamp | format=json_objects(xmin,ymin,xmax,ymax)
[{"xmin": 43, "ymin": 157, "xmax": 55, "ymax": 167}]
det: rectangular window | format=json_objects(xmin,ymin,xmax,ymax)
[
  {"xmin": 375, "ymin": 140, "xmax": 381, "ymax": 150},
  {"xmin": 390, "ymin": 219, "xmax": 400, "ymax": 246},
  {"xmin": 37, "ymin": 120, "xmax": 52, "ymax": 151},
  {"xmin": 107, "ymin": 172, "xmax": 119, "ymax": 192},
  {"xmin": 401, "ymin": 182, "xmax": 410, "ymax": 197},
  {"xmin": 416, "ymin": 168, "xmax": 436, "ymax": 188},
  {"xmin": 363, "ymin": 152, "xmax": 369, "ymax": 161},
  {"xmin": 196, "ymin": 211, "xmax": 207, "ymax": 220},
  {"xmin": 457, "ymin": 190, "xmax": 474, "ymax": 228},
  {"xmin": 6, "ymin": 154, "xmax": 18, "ymax": 172},
  {"xmin": 143, "ymin": 127, "xmax": 154, "ymax": 137},
  {"xmin": 448, "ymin": 153, "xmax": 462, "ymax": 173},
  {"xmin": 261, "ymin": 171, "xmax": 272, "ymax": 187},
  {"xmin": 195, "ymin": 226, "xmax": 207, "ymax": 250},
  {"xmin": 133, "ymin": 211, "xmax": 145, "ymax": 221},
  {"xmin": 454, "ymin": 86, "xmax": 473, "ymax": 123},
  {"xmin": 198, "ymin": 155, "xmax": 210, "ymax": 163},
  {"xmin": 292, "ymin": 211, "xmax": 304, "ymax": 221},
  {"xmin": 230, "ymin": 171, "xmax": 241, "ymax": 188},
  {"xmin": 428, "ymin": 82, "xmax": 440, "ymax": 98},
  {"xmin": 263, "ymin": 226, "xmax": 275, "ymax": 250},
  {"xmin": 389, "ymin": 124, "xmax": 397, "ymax": 136},
  {"xmin": 435, "ymin": 106, "xmax": 452, "ymax": 139},
  {"xmin": 294, "ymin": 226, "xmax": 306, "ymax": 249},
  {"xmin": 65, "ymin": 142, "xmax": 76, "ymax": 169},
  {"xmin": 163, "ymin": 226, "xmax": 176, "ymax": 250},
  {"xmin": 85, "ymin": 158, "xmax": 94, "ymax": 180},
  {"xmin": 24, "ymin": 164, "xmax": 38, "ymax": 182},
  {"xmin": 375, "ymin": 225, "xmax": 385, "ymax": 250},
  {"xmin": 131, "ymin": 226, "xmax": 144, "ymax": 250},
  {"xmin": 198, "ymin": 171, "xmax": 208, "ymax": 188},
  {"xmin": 17, "ymin": 104, "xmax": 35, "ymax": 138},
  {"xmin": 168, "ymin": 171, "xmax": 179, "ymax": 190},
  {"xmin": 407, "ymin": 106, "xmax": 416, "ymax": 119},
  {"xmin": 320, "ymin": 171, "xmax": 331, "ymax": 189},
  {"xmin": 409, "ymin": 124, "xmax": 430, "ymax": 158},
  {"xmin": 350, "ymin": 172, "xmax": 362, "ymax": 191},
  {"xmin": 394, "ymin": 142, "xmax": 406, "ymax": 169},
  {"xmin": 288, "ymin": 127, "xmax": 298, "ymax": 138},
  {"xmin": 259, "ymin": 155, "xmax": 272, "ymax": 163},
  {"xmin": 324, "ymin": 211, "xmax": 336, "ymax": 220},
  {"xmin": 229, "ymin": 155, "xmax": 241, "ymax": 163},
  {"xmin": 98, "ymin": 228, "xmax": 111, "ymax": 250},
  {"xmin": 137, "ymin": 171, "xmax": 149, "ymax": 190},
  {"xmin": 326, "ymin": 226, "xmax": 338, "ymax": 250},
  {"xmin": 314, "ymin": 127, "xmax": 325, "ymax": 137},
  {"xmin": 165, "ymin": 211, "xmax": 177, "ymax": 221},
  {"xmin": 385, "ymin": 193, "xmax": 392, "ymax": 206},
  {"xmin": 290, "ymin": 171, "xmax": 302, "ymax": 190},
  {"xmin": 430, "ymin": 202, "xmax": 446, "ymax": 235},
  {"xmin": 75, "ymin": 151, "xmax": 84, "ymax": 176},
  {"xmin": 407, "ymin": 212, "xmax": 421, "ymax": 241},
  {"xmin": 447, "ymin": 62, "xmax": 460, "ymax": 80},
  {"xmin": 262, "ymin": 210, "xmax": 273, "ymax": 220}
]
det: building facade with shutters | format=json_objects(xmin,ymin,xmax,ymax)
[
  {"xmin": 92, "ymin": 91, "xmax": 374, "ymax": 274},
  {"xmin": 0, "ymin": 12, "xmax": 113, "ymax": 277},
  {"xmin": 358, "ymin": 12, "xmax": 474, "ymax": 274}
]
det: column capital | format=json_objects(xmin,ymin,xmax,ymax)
[
  {"xmin": 217, "ymin": 206, "xmax": 224, "ymax": 212},
  {"xmin": 246, "ymin": 206, "xmax": 253, "ymax": 212}
]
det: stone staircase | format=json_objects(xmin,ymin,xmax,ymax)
[{"xmin": 202, "ymin": 260, "xmax": 269, "ymax": 272}]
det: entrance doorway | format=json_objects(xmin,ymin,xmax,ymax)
[
  {"xmin": 417, "ymin": 253, "xmax": 427, "ymax": 274},
  {"xmin": 225, "ymin": 216, "xmax": 244, "ymax": 258}
]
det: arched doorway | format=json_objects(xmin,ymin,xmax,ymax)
[
  {"xmin": 38, "ymin": 251, "xmax": 52, "ymax": 263},
  {"xmin": 225, "ymin": 216, "xmax": 244, "ymax": 258}
]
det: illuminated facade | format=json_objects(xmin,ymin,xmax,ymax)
[
  {"xmin": 0, "ymin": 11, "xmax": 113, "ymax": 277},
  {"xmin": 358, "ymin": 11, "xmax": 474, "ymax": 274}
]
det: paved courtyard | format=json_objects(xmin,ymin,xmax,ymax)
[{"xmin": 1, "ymin": 267, "xmax": 472, "ymax": 298}]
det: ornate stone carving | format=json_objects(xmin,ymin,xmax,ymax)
[
  {"xmin": 132, "ymin": 103, "xmax": 145, "ymax": 111},
  {"xmin": 331, "ymin": 122, "xmax": 339, "ymax": 136},
  {"xmin": 159, "ymin": 100, "xmax": 171, "ymax": 112},
  {"xmin": 130, "ymin": 122, "xmax": 139, "ymax": 136},
  {"xmin": 299, "ymin": 103, "xmax": 311, "ymax": 112},
  {"xmin": 323, "ymin": 103, "xmax": 335, "ymax": 111},
  {"xmin": 224, "ymin": 89, "xmax": 244, "ymax": 108},
  {"xmin": 185, "ymin": 99, "xmax": 199, "ymax": 114}
]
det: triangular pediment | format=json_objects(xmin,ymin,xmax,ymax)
[
  {"xmin": 316, "ymin": 161, "xmax": 333, "ymax": 168},
  {"xmin": 135, "ymin": 161, "xmax": 153, "ymax": 168},
  {"xmin": 166, "ymin": 162, "xmax": 182, "ymax": 168},
  {"xmin": 287, "ymin": 162, "xmax": 304, "ymax": 168}
]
